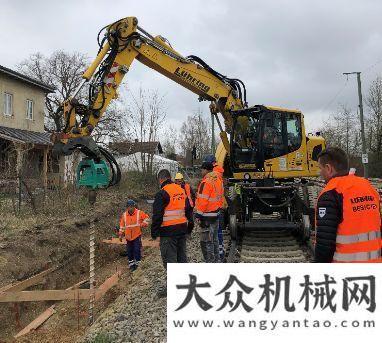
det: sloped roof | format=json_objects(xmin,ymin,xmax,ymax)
[
  {"xmin": 110, "ymin": 141, "xmax": 163, "ymax": 155},
  {"xmin": 0, "ymin": 125, "xmax": 52, "ymax": 145},
  {"xmin": 0, "ymin": 64, "xmax": 55, "ymax": 93}
]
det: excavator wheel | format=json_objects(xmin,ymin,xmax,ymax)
[{"xmin": 229, "ymin": 214, "xmax": 238, "ymax": 241}]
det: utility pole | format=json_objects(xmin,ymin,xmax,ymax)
[{"xmin": 343, "ymin": 72, "xmax": 368, "ymax": 178}]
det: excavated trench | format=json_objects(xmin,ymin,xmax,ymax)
[{"xmin": 0, "ymin": 197, "xmax": 146, "ymax": 342}]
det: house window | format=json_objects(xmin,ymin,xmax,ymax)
[
  {"xmin": 26, "ymin": 99, "xmax": 34, "ymax": 120},
  {"xmin": 3, "ymin": 92, "xmax": 13, "ymax": 116}
]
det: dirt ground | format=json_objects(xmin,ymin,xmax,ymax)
[{"xmin": 0, "ymin": 173, "xmax": 158, "ymax": 343}]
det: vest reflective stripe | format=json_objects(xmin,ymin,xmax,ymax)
[
  {"xmin": 333, "ymin": 249, "xmax": 381, "ymax": 262},
  {"xmin": 195, "ymin": 210, "xmax": 219, "ymax": 217},
  {"xmin": 336, "ymin": 230, "xmax": 381, "ymax": 244},
  {"xmin": 197, "ymin": 193, "xmax": 222, "ymax": 202},
  {"xmin": 163, "ymin": 209, "xmax": 186, "ymax": 221},
  {"xmin": 125, "ymin": 210, "xmax": 140, "ymax": 228}
]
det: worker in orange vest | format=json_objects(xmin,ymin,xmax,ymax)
[
  {"xmin": 203, "ymin": 155, "xmax": 226, "ymax": 261},
  {"xmin": 174, "ymin": 172, "xmax": 195, "ymax": 208},
  {"xmin": 151, "ymin": 169, "xmax": 194, "ymax": 266},
  {"xmin": 195, "ymin": 161, "xmax": 224, "ymax": 263},
  {"xmin": 315, "ymin": 147, "xmax": 382, "ymax": 263},
  {"xmin": 151, "ymin": 169, "xmax": 194, "ymax": 297},
  {"xmin": 119, "ymin": 199, "xmax": 150, "ymax": 271}
]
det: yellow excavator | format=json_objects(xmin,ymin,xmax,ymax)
[{"xmin": 52, "ymin": 17, "xmax": 325, "ymax": 240}]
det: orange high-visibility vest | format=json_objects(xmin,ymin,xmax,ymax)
[
  {"xmin": 184, "ymin": 183, "xmax": 194, "ymax": 208},
  {"xmin": 161, "ymin": 183, "xmax": 187, "ymax": 227},
  {"xmin": 213, "ymin": 164, "xmax": 224, "ymax": 179},
  {"xmin": 213, "ymin": 164, "xmax": 225, "ymax": 208},
  {"xmin": 195, "ymin": 171, "xmax": 224, "ymax": 218},
  {"xmin": 316, "ymin": 175, "xmax": 382, "ymax": 263},
  {"xmin": 119, "ymin": 209, "xmax": 149, "ymax": 241}
]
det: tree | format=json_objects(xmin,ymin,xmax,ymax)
[
  {"xmin": 17, "ymin": 51, "xmax": 126, "ymax": 143},
  {"xmin": 126, "ymin": 87, "xmax": 167, "ymax": 176},
  {"xmin": 18, "ymin": 51, "xmax": 88, "ymax": 132},
  {"xmin": 319, "ymin": 104, "xmax": 360, "ymax": 156},
  {"xmin": 180, "ymin": 108, "xmax": 212, "ymax": 161},
  {"xmin": 92, "ymin": 99, "xmax": 130, "ymax": 146},
  {"xmin": 366, "ymin": 76, "xmax": 382, "ymax": 158},
  {"xmin": 162, "ymin": 125, "xmax": 179, "ymax": 160}
]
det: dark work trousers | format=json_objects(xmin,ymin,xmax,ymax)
[
  {"xmin": 199, "ymin": 219, "xmax": 219, "ymax": 263},
  {"xmin": 126, "ymin": 236, "xmax": 142, "ymax": 269},
  {"xmin": 160, "ymin": 235, "xmax": 187, "ymax": 269},
  {"xmin": 218, "ymin": 210, "xmax": 225, "ymax": 261}
]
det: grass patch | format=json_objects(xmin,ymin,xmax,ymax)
[{"xmin": 85, "ymin": 332, "xmax": 114, "ymax": 343}]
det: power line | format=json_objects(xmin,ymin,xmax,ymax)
[
  {"xmin": 321, "ymin": 58, "xmax": 382, "ymax": 115},
  {"xmin": 320, "ymin": 78, "xmax": 349, "ymax": 113},
  {"xmin": 362, "ymin": 58, "xmax": 382, "ymax": 74}
]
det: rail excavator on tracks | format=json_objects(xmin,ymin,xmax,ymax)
[{"xmin": 52, "ymin": 17, "xmax": 325, "ymax": 246}]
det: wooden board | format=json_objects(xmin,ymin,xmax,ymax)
[
  {"xmin": 142, "ymin": 238, "xmax": 159, "ymax": 248},
  {"xmin": 0, "ymin": 266, "xmax": 57, "ymax": 293},
  {"xmin": 102, "ymin": 237, "xmax": 127, "ymax": 245},
  {"xmin": 0, "ymin": 273, "xmax": 120, "ymax": 302},
  {"xmin": 0, "ymin": 289, "xmax": 92, "ymax": 302},
  {"xmin": 13, "ymin": 279, "xmax": 90, "ymax": 338},
  {"xmin": 102, "ymin": 237, "xmax": 159, "ymax": 248},
  {"xmin": 14, "ymin": 305, "xmax": 56, "ymax": 338},
  {"xmin": 67, "ymin": 279, "xmax": 89, "ymax": 290},
  {"xmin": 95, "ymin": 271, "xmax": 121, "ymax": 301}
]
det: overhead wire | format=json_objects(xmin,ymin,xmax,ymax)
[
  {"xmin": 320, "ymin": 78, "xmax": 349, "ymax": 114},
  {"xmin": 362, "ymin": 58, "xmax": 382, "ymax": 75}
]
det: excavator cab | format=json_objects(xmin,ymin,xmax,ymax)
[
  {"xmin": 230, "ymin": 105, "xmax": 303, "ymax": 173},
  {"xmin": 229, "ymin": 105, "xmax": 324, "ymax": 180}
]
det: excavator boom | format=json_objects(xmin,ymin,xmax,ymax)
[{"xmin": 52, "ymin": 16, "xmax": 324, "ymax": 192}]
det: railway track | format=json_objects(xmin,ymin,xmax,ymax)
[{"xmin": 226, "ymin": 213, "xmax": 314, "ymax": 263}]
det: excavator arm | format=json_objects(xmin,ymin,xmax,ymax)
[{"xmin": 52, "ymin": 17, "xmax": 247, "ymax": 188}]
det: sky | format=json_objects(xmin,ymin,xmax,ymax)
[{"xmin": 1, "ymin": 0, "xmax": 382, "ymax": 135}]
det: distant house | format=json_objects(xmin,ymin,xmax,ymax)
[
  {"xmin": 110, "ymin": 139, "xmax": 163, "ymax": 156},
  {"xmin": 0, "ymin": 64, "xmax": 57, "ymax": 189},
  {"xmin": 110, "ymin": 139, "xmax": 179, "ymax": 177}
]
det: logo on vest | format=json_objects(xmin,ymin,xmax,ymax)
[{"xmin": 318, "ymin": 207, "xmax": 326, "ymax": 218}]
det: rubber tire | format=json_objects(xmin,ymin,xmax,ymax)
[{"xmin": 229, "ymin": 214, "xmax": 238, "ymax": 241}]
